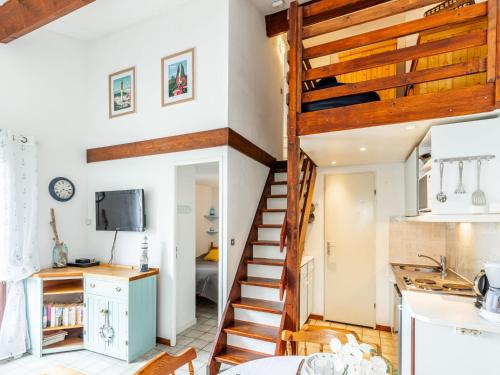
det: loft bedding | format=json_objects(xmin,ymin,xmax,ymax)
[{"xmin": 302, "ymin": 77, "xmax": 380, "ymax": 113}]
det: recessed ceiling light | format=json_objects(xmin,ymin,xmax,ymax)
[
  {"xmin": 331, "ymin": 161, "xmax": 337, "ymax": 165},
  {"xmin": 360, "ymin": 147, "xmax": 367, "ymax": 152},
  {"xmin": 406, "ymin": 125, "xmax": 416, "ymax": 130}
]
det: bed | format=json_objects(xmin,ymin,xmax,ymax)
[
  {"xmin": 302, "ymin": 77, "xmax": 380, "ymax": 113},
  {"xmin": 196, "ymin": 253, "xmax": 218, "ymax": 304}
]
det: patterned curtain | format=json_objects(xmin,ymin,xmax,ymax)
[{"xmin": 0, "ymin": 130, "xmax": 38, "ymax": 360}]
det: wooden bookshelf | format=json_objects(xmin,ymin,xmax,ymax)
[
  {"xmin": 42, "ymin": 337, "xmax": 83, "ymax": 354},
  {"xmin": 43, "ymin": 281, "xmax": 83, "ymax": 295},
  {"xmin": 43, "ymin": 324, "xmax": 83, "ymax": 332}
]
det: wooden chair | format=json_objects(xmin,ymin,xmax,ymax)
[{"xmin": 135, "ymin": 347, "xmax": 197, "ymax": 375}]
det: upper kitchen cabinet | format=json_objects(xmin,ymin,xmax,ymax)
[{"xmin": 431, "ymin": 118, "xmax": 500, "ymax": 215}]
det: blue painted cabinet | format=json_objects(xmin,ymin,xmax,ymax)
[{"xmin": 84, "ymin": 275, "xmax": 157, "ymax": 362}]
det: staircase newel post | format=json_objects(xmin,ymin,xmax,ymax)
[{"xmin": 286, "ymin": 0, "xmax": 303, "ymax": 336}]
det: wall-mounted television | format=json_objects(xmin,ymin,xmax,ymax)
[{"xmin": 95, "ymin": 189, "xmax": 146, "ymax": 232}]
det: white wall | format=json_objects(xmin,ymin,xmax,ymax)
[
  {"xmin": 176, "ymin": 165, "xmax": 197, "ymax": 333},
  {"xmin": 86, "ymin": 147, "xmax": 227, "ymax": 342},
  {"xmin": 228, "ymin": 0, "xmax": 284, "ymax": 158},
  {"xmin": 196, "ymin": 184, "xmax": 219, "ymax": 256},
  {"xmin": 0, "ymin": 30, "xmax": 89, "ymax": 267},
  {"xmin": 225, "ymin": 148, "xmax": 269, "ymax": 297},
  {"xmin": 304, "ymin": 163, "xmax": 405, "ymax": 326},
  {"xmin": 85, "ymin": 0, "xmax": 229, "ymax": 148}
]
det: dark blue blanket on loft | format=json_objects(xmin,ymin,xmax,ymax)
[{"xmin": 302, "ymin": 77, "xmax": 380, "ymax": 112}]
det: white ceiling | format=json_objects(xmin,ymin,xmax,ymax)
[
  {"xmin": 0, "ymin": 1, "xmax": 9, "ymax": 6},
  {"xmin": 249, "ymin": 0, "xmax": 312, "ymax": 15},
  {"xmin": 42, "ymin": 0, "xmax": 190, "ymax": 41},
  {"xmin": 195, "ymin": 162, "xmax": 219, "ymax": 188},
  {"xmin": 300, "ymin": 112, "xmax": 500, "ymax": 168}
]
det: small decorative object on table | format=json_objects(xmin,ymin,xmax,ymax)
[
  {"xmin": 50, "ymin": 208, "xmax": 68, "ymax": 268},
  {"xmin": 209, "ymin": 207, "xmax": 216, "ymax": 216},
  {"xmin": 302, "ymin": 334, "xmax": 391, "ymax": 375},
  {"xmin": 139, "ymin": 236, "xmax": 149, "ymax": 272}
]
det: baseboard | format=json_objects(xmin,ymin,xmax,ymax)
[
  {"xmin": 376, "ymin": 324, "xmax": 392, "ymax": 332},
  {"xmin": 156, "ymin": 337, "xmax": 171, "ymax": 346},
  {"xmin": 308, "ymin": 314, "xmax": 324, "ymax": 321}
]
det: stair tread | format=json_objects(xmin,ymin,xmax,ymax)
[
  {"xmin": 265, "ymin": 194, "xmax": 287, "ymax": 198},
  {"xmin": 270, "ymin": 181, "xmax": 287, "ymax": 185},
  {"xmin": 251, "ymin": 240, "xmax": 280, "ymax": 246},
  {"xmin": 273, "ymin": 168, "xmax": 287, "ymax": 173},
  {"xmin": 256, "ymin": 224, "xmax": 282, "ymax": 228},
  {"xmin": 232, "ymin": 297, "xmax": 284, "ymax": 314},
  {"xmin": 239, "ymin": 276, "xmax": 281, "ymax": 289},
  {"xmin": 224, "ymin": 320, "xmax": 279, "ymax": 342},
  {"xmin": 261, "ymin": 208, "xmax": 286, "ymax": 213},
  {"xmin": 246, "ymin": 258, "xmax": 285, "ymax": 266},
  {"xmin": 214, "ymin": 346, "xmax": 270, "ymax": 366}
]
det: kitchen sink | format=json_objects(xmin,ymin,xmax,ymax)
[{"xmin": 399, "ymin": 265, "xmax": 441, "ymax": 273}]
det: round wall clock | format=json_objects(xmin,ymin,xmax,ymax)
[{"xmin": 49, "ymin": 177, "xmax": 75, "ymax": 202}]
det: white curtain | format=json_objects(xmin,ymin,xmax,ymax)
[{"xmin": 0, "ymin": 129, "xmax": 38, "ymax": 360}]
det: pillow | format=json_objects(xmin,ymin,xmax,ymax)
[{"xmin": 204, "ymin": 248, "xmax": 219, "ymax": 262}]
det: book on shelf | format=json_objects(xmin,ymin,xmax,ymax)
[
  {"xmin": 42, "ymin": 303, "xmax": 84, "ymax": 329},
  {"xmin": 42, "ymin": 330, "xmax": 68, "ymax": 347}
]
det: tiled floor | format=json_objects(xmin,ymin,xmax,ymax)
[
  {"xmin": 0, "ymin": 297, "xmax": 218, "ymax": 375},
  {"xmin": 306, "ymin": 319, "xmax": 399, "ymax": 370}
]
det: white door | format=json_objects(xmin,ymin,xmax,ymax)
[{"xmin": 324, "ymin": 173, "xmax": 376, "ymax": 327}]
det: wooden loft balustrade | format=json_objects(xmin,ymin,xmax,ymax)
[{"xmin": 285, "ymin": 0, "xmax": 500, "ymax": 136}]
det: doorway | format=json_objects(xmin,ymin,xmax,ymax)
[
  {"xmin": 175, "ymin": 161, "xmax": 221, "ymax": 348},
  {"xmin": 324, "ymin": 173, "xmax": 376, "ymax": 327}
]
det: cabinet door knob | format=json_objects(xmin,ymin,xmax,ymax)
[
  {"xmin": 116, "ymin": 286, "xmax": 122, "ymax": 292},
  {"xmin": 90, "ymin": 283, "xmax": 95, "ymax": 288}
]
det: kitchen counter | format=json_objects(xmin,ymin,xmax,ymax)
[{"xmin": 403, "ymin": 291, "xmax": 500, "ymax": 334}]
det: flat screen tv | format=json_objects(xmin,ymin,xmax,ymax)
[{"xmin": 95, "ymin": 189, "xmax": 145, "ymax": 232}]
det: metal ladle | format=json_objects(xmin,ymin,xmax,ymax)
[{"xmin": 436, "ymin": 161, "xmax": 447, "ymax": 203}]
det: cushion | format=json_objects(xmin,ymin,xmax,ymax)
[{"xmin": 204, "ymin": 248, "xmax": 219, "ymax": 262}]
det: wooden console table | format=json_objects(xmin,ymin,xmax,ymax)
[{"xmin": 27, "ymin": 264, "xmax": 159, "ymax": 362}]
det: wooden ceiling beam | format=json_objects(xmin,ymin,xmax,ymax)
[
  {"xmin": 265, "ymin": 0, "xmax": 391, "ymax": 38},
  {"xmin": 0, "ymin": 0, "xmax": 95, "ymax": 43}
]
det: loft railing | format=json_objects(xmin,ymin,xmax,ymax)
[{"xmin": 287, "ymin": 0, "xmax": 500, "ymax": 137}]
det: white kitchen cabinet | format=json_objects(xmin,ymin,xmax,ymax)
[
  {"xmin": 300, "ymin": 257, "xmax": 314, "ymax": 327},
  {"xmin": 405, "ymin": 147, "xmax": 418, "ymax": 217}
]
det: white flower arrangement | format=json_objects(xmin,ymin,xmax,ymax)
[{"xmin": 328, "ymin": 334, "xmax": 390, "ymax": 375}]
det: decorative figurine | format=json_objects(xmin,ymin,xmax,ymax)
[
  {"xmin": 139, "ymin": 236, "xmax": 149, "ymax": 272},
  {"xmin": 50, "ymin": 208, "xmax": 68, "ymax": 268},
  {"xmin": 209, "ymin": 207, "xmax": 216, "ymax": 216}
]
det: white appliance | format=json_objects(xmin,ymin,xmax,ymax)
[
  {"xmin": 418, "ymin": 171, "xmax": 432, "ymax": 212},
  {"xmin": 480, "ymin": 262, "xmax": 500, "ymax": 323}
]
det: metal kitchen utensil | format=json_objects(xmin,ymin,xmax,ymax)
[
  {"xmin": 454, "ymin": 161, "xmax": 467, "ymax": 194},
  {"xmin": 436, "ymin": 161, "xmax": 447, "ymax": 203},
  {"xmin": 472, "ymin": 160, "xmax": 487, "ymax": 206}
]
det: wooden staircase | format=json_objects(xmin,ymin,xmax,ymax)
[{"xmin": 208, "ymin": 154, "xmax": 316, "ymax": 374}]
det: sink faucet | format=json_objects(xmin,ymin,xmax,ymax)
[{"xmin": 418, "ymin": 254, "xmax": 447, "ymax": 278}]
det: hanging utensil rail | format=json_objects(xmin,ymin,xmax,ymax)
[{"xmin": 434, "ymin": 155, "xmax": 495, "ymax": 163}]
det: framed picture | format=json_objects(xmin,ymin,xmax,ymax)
[
  {"xmin": 161, "ymin": 48, "xmax": 195, "ymax": 107},
  {"xmin": 109, "ymin": 66, "xmax": 136, "ymax": 118}
]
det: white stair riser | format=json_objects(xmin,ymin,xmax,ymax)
[
  {"xmin": 258, "ymin": 228, "xmax": 281, "ymax": 241},
  {"xmin": 267, "ymin": 198, "xmax": 287, "ymax": 209},
  {"xmin": 253, "ymin": 246, "xmax": 286, "ymax": 260},
  {"xmin": 234, "ymin": 308, "xmax": 281, "ymax": 327},
  {"xmin": 271, "ymin": 184, "xmax": 287, "ymax": 195},
  {"xmin": 262, "ymin": 212, "xmax": 285, "ymax": 225},
  {"xmin": 227, "ymin": 334, "xmax": 276, "ymax": 355},
  {"xmin": 241, "ymin": 285, "xmax": 283, "ymax": 302},
  {"xmin": 247, "ymin": 264, "xmax": 283, "ymax": 279},
  {"xmin": 274, "ymin": 172, "xmax": 287, "ymax": 182}
]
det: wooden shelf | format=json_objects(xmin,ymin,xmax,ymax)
[
  {"xmin": 403, "ymin": 214, "xmax": 500, "ymax": 223},
  {"xmin": 206, "ymin": 231, "xmax": 218, "ymax": 234},
  {"xmin": 43, "ymin": 281, "xmax": 83, "ymax": 295},
  {"xmin": 204, "ymin": 215, "xmax": 219, "ymax": 220},
  {"xmin": 42, "ymin": 337, "xmax": 83, "ymax": 354},
  {"xmin": 43, "ymin": 325, "xmax": 83, "ymax": 332}
]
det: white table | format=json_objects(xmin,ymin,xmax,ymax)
[{"xmin": 222, "ymin": 356, "xmax": 306, "ymax": 374}]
